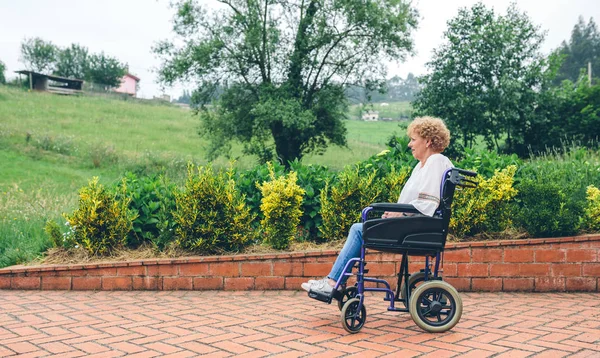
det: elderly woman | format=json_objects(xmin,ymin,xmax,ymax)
[{"xmin": 302, "ymin": 116, "xmax": 453, "ymax": 296}]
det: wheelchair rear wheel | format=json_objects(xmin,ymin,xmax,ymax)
[
  {"xmin": 337, "ymin": 286, "xmax": 358, "ymax": 311},
  {"xmin": 400, "ymin": 272, "xmax": 440, "ymax": 307},
  {"xmin": 408, "ymin": 281, "xmax": 462, "ymax": 333},
  {"xmin": 340, "ymin": 298, "xmax": 367, "ymax": 334}
]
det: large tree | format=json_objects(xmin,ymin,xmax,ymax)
[
  {"xmin": 54, "ymin": 44, "xmax": 89, "ymax": 80},
  {"xmin": 86, "ymin": 52, "xmax": 127, "ymax": 88},
  {"xmin": 554, "ymin": 16, "xmax": 599, "ymax": 85},
  {"xmin": 413, "ymin": 2, "xmax": 554, "ymax": 155},
  {"xmin": 155, "ymin": 0, "xmax": 418, "ymax": 166},
  {"xmin": 20, "ymin": 37, "xmax": 58, "ymax": 73}
]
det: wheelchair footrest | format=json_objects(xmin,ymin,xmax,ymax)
[{"xmin": 308, "ymin": 289, "xmax": 340, "ymax": 304}]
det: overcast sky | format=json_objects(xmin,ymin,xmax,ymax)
[{"xmin": 0, "ymin": 0, "xmax": 598, "ymax": 99}]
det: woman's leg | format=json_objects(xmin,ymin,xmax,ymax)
[{"xmin": 327, "ymin": 223, "xmax": 363, "ymax": 284}]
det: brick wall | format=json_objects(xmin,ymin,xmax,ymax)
[{"xmin": 0, "ymin": 235, "xmax": 598, "ymax": 292}]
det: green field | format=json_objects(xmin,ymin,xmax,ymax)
[{"xmin": 0, "ymin": 85, "xmax": 411, "ymax": 267}]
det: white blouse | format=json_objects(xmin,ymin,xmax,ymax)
[{"xmin": 397, "ymin": 153, "xmax": 454, "ymax": 216}]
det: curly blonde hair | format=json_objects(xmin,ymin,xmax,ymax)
[{"xmin": 407, "ymin": 116, "xmax": 451, "ymax": 153}]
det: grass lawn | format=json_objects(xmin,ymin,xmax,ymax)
[{"xmin": 0, "ymin": 85, "xmax": 412, "ymax": 267}]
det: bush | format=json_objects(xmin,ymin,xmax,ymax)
[
  {"xmin": 64, "ymin": 177, "xmax": 137, "ymax": 255},
  {"xmin": 289, "ymin": 160, "xmax": 332, "ymax": 241},
  {"xmin": 173, "ymin": 164, "xmax": 256, "ymax": 253},
  {"xmin": 258, "ymin": 164, "xmax": 305, "ymax": 250},
  {"xmin": 450, "ymin": 165, "xmax": 518, "ymax": 238},
  {"xmin": 583, "ymin": 185, "xmax": 600, "ymax": 232},
  {"xmin": 455, "ymin": 147, "xmax": 522, "ymax": 178},
  {"xmin": 514, "ymin": 180, "xmax": 583, "ymax": 238},
  {"xmin": 44, "ymin": 220, "xmax": 64, "ymax": 248},
  {"xmin": 320, "ymin": 167, "xmax": 384, "ymax": 241},
  {"xmin": 119, "ymin": 173, "xmax": 177, "ymax": 249}
]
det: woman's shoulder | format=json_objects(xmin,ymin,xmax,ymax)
[{"xmin": 427, "ymin": 153, "xmax": 453, "ymax": 167}]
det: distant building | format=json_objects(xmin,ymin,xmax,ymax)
[
  {"xmin": 362, "ymin": 110, "xmax": 379, "ymax": 121},
  {"xmin": 15, "ymin": 70, "xmax": 84, "ymax": 95},
  {"xmin": 114, "ymin": 73, "xmax": 140, "ymax": 97}
]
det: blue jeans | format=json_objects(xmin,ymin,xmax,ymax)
[{"xmin": 328, "ymin": 223, "xmax": 363, "ymax": 283}]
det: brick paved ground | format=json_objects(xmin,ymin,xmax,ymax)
[{"xmin": 0, "ymin": 290, "xmax": 599, "ymax": 357}]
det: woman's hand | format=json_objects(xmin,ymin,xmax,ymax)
[{"xmin": 381, "ymin": 211, "xmax": 405, "ymax": 219}]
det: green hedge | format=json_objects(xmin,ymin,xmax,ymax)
[{"xmin": 51, "ymin": 144, "xmax": 600, "ymax": 256}]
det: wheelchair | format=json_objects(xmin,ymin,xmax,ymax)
[{"xmin": 307, "ymin": 168, "xmax": 477, "ymax": 334}]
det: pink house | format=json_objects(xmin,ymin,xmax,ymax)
[{"xmin": 114, "ymin": 73, "xmax": 140, "ymax": 97}]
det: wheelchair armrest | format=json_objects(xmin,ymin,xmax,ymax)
[{"xmin": 368, "ymin": 203, "xmax": 421, "ymax": 214}]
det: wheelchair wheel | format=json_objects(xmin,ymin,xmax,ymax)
[
  {"xmin": 400, "ymin": 272, "xmax": 438, "ymax": 308},
  {"xmin": 337, "ymin": 286, "xmax": 358, "ymax": 311},
  {"xmin": 408, "ymin": 281, "xmax": 462, "ymax": 333},
  {"xmin": 340, "ymin": 298, "xmax": 367, "ymax": 334}
]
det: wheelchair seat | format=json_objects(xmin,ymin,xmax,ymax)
[{"xmin": 363, "ymin": 167, "xmax": 477, "ymax": 256}]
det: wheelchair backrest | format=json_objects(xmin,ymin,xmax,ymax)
[{"xmin": 437, "ymin": 167, "xmax": 478, "ymax": 223}]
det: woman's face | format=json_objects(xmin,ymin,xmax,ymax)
[{"xmin": 408, "ymin": 132, "xmax": 431, "ymax": 162}]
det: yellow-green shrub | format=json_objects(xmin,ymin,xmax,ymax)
[
  {"xmin": 64, "ymin": 177, "xmax": 137, "ymax": 255},
  {"xmin": 450, "ymin": 165, "xmax": 518, "ymax": 239},
  {"xmin": 258, "ymin": 164, "xmax": 305, "ymax": 250},
  {"xmin": 380, "ymin": 165, "xmax": 412, "ymax": 202},
  {"xmin": 173, "ymin": 164, "xmax": 255, "ymax": 253},
  {"xmin": 584, "ymin": 185, "xmax": 600, "ymax": 232},
  {"xmin": 320, "ymin": 168, "xmax": 383, "ymax": 241}
]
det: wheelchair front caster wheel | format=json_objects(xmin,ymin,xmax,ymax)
[
  {"xmin": 337, "ymin": 286, "xmax": 358, "ymax": 311},
  {"xmin": 409, "ymin": 281, "xmax": 462, "ymax": 333},
  {"xmin": 340, "ymin": 298, "xmax": 367, "ymax": 334}
]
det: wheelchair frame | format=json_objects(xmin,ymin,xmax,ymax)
[{"xmin": 308, "ymin": 167, "xmax": 477, "ymax": 333}]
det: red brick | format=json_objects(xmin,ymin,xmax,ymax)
[
  {"xmin": 163, "ymin": 277, "xmax": 192, "ymax": 290},
  {"xmin": 504, "ymin": 248, "xmax": 534, "ymax": 263},
  {"xmin": 503, "ymin": 278, "xmax": 534, "ymax": 291},
  {"xmin": 147, "ymin": 264, "xmax": 178, "ymax": 276},
  {"xmin": 457, "ymin": 263, "xmax": 488, "ymax": 277},
  {"xmin": 255, "ymin": 277, "xmax": 285, "ymax": 290},
  {"xmin": 42, "ymin": 277, "xmax": 71, "ymax": 290},
  {"xmin": 472, "ymin": 278, "xmax": 502, "ymax": 292},
  {"xmin": 439, "ymin": 263, "xmax": 457, "ymax": 277},
  {"xmin": 583, "ymin": 239, "xmax": 600, "ymax": 248},
  {"xmin": 116, "ymin": 266, "xmax": 145, "ymax": 276},
  {"xmin": 408, "ymin": 263, "xmax": 424, "ymax": 273},
  {"xmin": 193, "ymin": 277, "xmax": 223, "ymax": 290},
  {"xmin": 284, "ymin": 277, "xmax": 306, "ymax": 290},
  {"xmin": 367, "ymin": 263, "xmax": 396, "ymax": 276},
  {"xmin": 380, "ymin": 252, "xmax": 404, "ymax": 261},
  {"xmin": 472, "ymin": 248, "xmax": 502, "ymax": 263},
  {"xmin": 240, "ymin": 262, "xmax": 271, "ymax": 276},
  {"xmin": 553, "ymin": 242, "xmax": 583, "ymax": 249},
  {"xmin": 444, "ymin": 249, "xmax": 471, "ymax": 263},
  {"xmin": 490, "ymin": 263, "xmax": 519, "ymax": 277},
  {"xmin": 583, "ymin": 263, "xmax": 600, "ymax": 276},
  {"xmin": 566, "ymin": 277, "xmax": 597, "ymax": 291},
  {"xmin": 444, "ymin": 277, "xmax": 470, "ymax": 291},
  {"xmin": 12, "ymin": 277, "xmax": 40, "ymax": 290},
  {"xmin": 58, "ymin": 269, "xmax": 86, "ymax": 277},
  {"xmin": 535, "ymin": 249, "xmax": 566, "ymax": 263},
  {"xmin": 0, "ymin": 277, "xmax": 10, "ymax": 289},
  {"xmin": 520, "ymin": 264, "xmax": 551, "ymax": 276},
  {"xmin": 535, "ymin": 277, "xmax": 565, "ymax": 292},
  {"xmin": 551, "ymin": 264, "xmax": 581, "ymax": 277},
  {"xmin": 179, "ymin": 263, "xmax": 209, "ymax": 276},
  {"xmin": 303, "ymin": 262, "xmax": 331, "ymax": 277},
  {"xmin": 72, "ymin": 277, "xmax": 102, "ymax": 290},
  {"xmin": 224, "ymin": 277, "xmax": 254, "ymax": 290},
  {"xmin": 87, "ymin": 268, "xmax": 117, "ymax": 276},
  {"xmin": 133, "ymin": 276, "xmax": 161, "ymax": 290},
  {"xmin": 566, "ymin": 249, "xmax": 597, "ymax": 262},
  {"xmin": 210, "ymin": 262, "xmax": 239, "ymax": 277},
  {"xmin": 102, "ymin": 277, "xmax": 132, "ymax": 290},
  {"xmin": 273, "ymin": 262, "xmax": 302, "ymax": 276}
]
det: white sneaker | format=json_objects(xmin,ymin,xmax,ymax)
[{"xmin": 301, "ymin": 278, "xmax": 328, "ymax": 292}]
